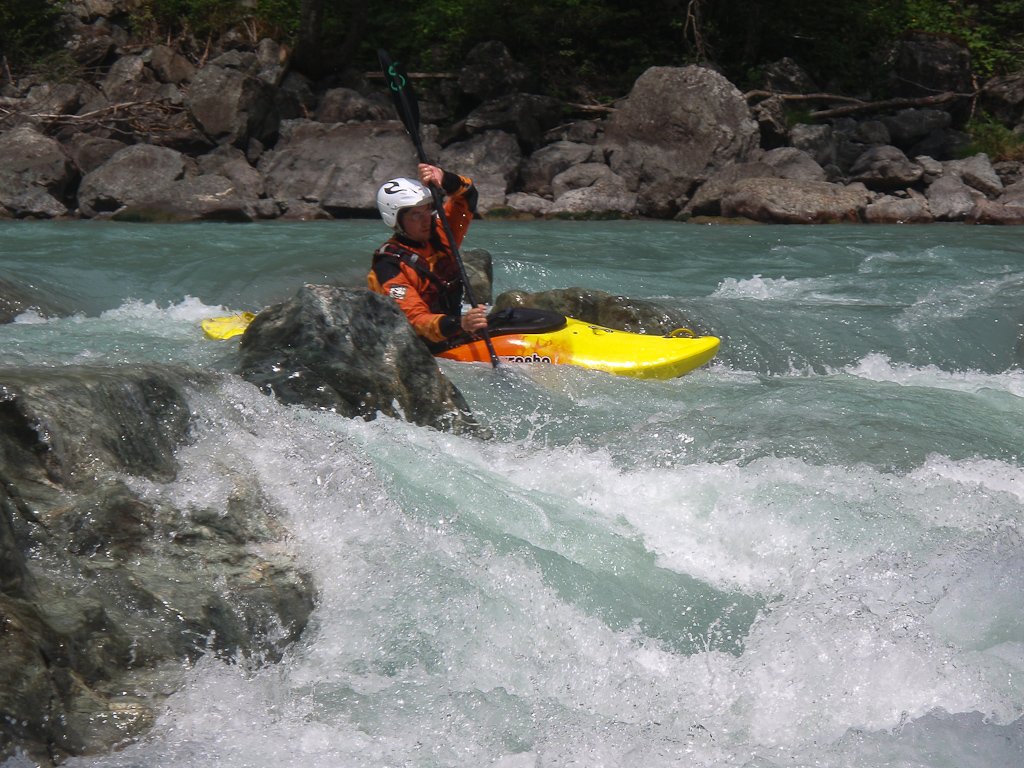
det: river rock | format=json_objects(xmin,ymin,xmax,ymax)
[
  {"xmin": 864, "ymin": 192, "xmax": 934, "ymax": 223},
  {"xmin": 966, "ymin": 199, "xmax": 1024, "ymax": 224},
  {"xmin": 789, "ymin": 123, "xmax": 838, "ymax": 169},
  {"xmin": 0, "ymin": 365, "xmax": 315, "ymax": 764},
  {"xmin": 721, "ymin": 178, "xmax": 870, "ymax": 223},
  {"xmin": 185, "ymin": 51, "xmax": 280, "ymax": 148},
  {"xmin": 0, "ymin": 125, "xmax": 77, "ymax": 217},
  {"xmin": 981, "ymin": 72, "xmax": 1024, "ymax": 127},
  {"xmin": 518, "ymin": 140, "xmax": 597, "ymax": 197},
  {"xmin": 259, "ymin": 120, "xmax": 427, "ymax": 216},
  {"xmin": 683, "ymin": 161, "xmax": 777, "ymax": 217},
  {"xmin": 601, "ymin": 65, "xmax": 760, "ymax": 218},
  {"xmin": 111, "ymin": 174, "xmax": 256, "ymax": 222},
  {"xmin": 446, "ymin": 93, "xmax": 563, "ymax": 153},
  {"xmin": 998, "ymin": 180, "xmax": 1024, "ymax": 207},
  {"xmin": 439, "ymin": 129, "xmax": 522, "ymax": 213},
  {"xmin": 547, "ymin": 165, "xmax": 637, "ymax": 218},
  {"xmin": 761, "ymin": 147, "xmax": 827, "ymax": 182},
  {"xmin": 760, "ymin": 57, "xmax": 819, "ymax": 94},
  {"xmin": 238, "ymin": 285, "xmax": 484, "ymax": 435},
  {"xmin": 849, "ymin": 145, "xmax": 923, "ymax": 191},
  {"xmin": 925, "ymin": 174, "xmax": 978, "ymax": 220},
  {"xmin": 752, "ymin": 94, "xmax": 789, "ymax": 150},
  {"xmin": 150, "ymin": 44, "xmax": 197, "ymax": 84},
  {"xmin": 77, "ymin": 144, "xmax": 190, "ymax": 217},
  {"xmin": 493, "ymin": 287, "xmax": 709, "ymax": 336},
  {"xmin": 948, "ymin": 153, "xmax": 1005, "ymax": 198},
  {"xmin": 316, "ymin": 87, "xmax": 392, "ymax": 123}
]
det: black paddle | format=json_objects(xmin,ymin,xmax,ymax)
[{"xmin": 378, "ymin": 48, "xmax": 501, "ymax": 369}]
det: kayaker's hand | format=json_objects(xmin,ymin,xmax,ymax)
[
  {"xmin": 461, "ymin": 305, "xmax": 488, "ymax": 333},
  {"xmin": 419, "ymin": 164, "xmax": 443, "ymax": 188}
]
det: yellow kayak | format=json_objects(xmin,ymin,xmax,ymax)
[
  {"xmin": 202, "ymin": 310, "xmax": 718, "ymax": 379},
  {"xmin": 437, "ymin": 317, "xmax": 719, "ymax": 379},
  {"xmin": 202, "ymin": 312, "xmax": 255, "ymax": 340}
]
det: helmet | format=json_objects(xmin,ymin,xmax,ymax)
[{"xmin": 377, "ymin": 177, "xmax": 432, "ymax": 232}]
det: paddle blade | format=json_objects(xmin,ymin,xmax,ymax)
[
  {"xmin": 378, "ymin": 48, "xmax": 420, "ymax": 141},
  {"xmin": 202, "ymin": 312, "xmax": 255, "ymax": 340}
]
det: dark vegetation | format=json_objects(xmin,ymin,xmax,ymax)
[{"xmin": 4, "ymin": 0, "xmax": 1024, "ymax": 97}]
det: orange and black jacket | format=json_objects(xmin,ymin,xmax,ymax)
[{"xmin": 367, "ymin": 171, "xmax": 478, "ymax": 347}]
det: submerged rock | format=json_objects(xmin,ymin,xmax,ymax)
[
  {"xmin": 0, "ymin": 365, "xmax": 315, "ymax": 764},
  {"xmin": 238, "ymin": 285, "xmax": 486, "ymax": 435}
]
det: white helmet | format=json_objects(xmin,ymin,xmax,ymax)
[{"xmin": 377, "ymin": 177, "xmax": 432, "ymax": 232}]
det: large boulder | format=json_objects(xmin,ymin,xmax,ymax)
[
  {"xmin": 111, "ymin": 175, "xmax": 256, "ymax": 222},
  {"xmin": 882, "ymin": 31, "xmax": 974, "ymax": 101},
  {"xmin": 238, "ymin": 285, "xmax": 484, "ymax": 435},
  {"xmin": 0, "ymin": 126, "xmax": 76, "ymax": 218},
  {"xmin": 184, "ymin": 50, "xmax": 280, "ymax": 149},
  {"xmin": 720, "ymin": 178, "xmax": 870, "ymax": 223},
  {"xmin": 446, "ymin": 93, "xmax": 563, "ymax": 153},
  {"xmin": 601, "ymin": 65, "xmax": 760, "ymax": 218},
  {"xmin": 258, "ymin": 120, "xmax": 428, "ymax": 217},
  {"xmin": 77, "ymin": 144, "xmax": 190, "ymax": 217},
  {"xmin": 981, "ymin": 72, "xmax": 1024, "ymax": 127},
  {"xmin": 0, "ymin": 366, "xmax": 315, "ymax": 763}
]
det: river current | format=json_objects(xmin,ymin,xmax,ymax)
[{"xmin": 2, "ymin": 220, "xmax": 1023, "ymax": 767}]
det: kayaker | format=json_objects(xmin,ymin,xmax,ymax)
[{"xmin": 368, "ymin": 163, "xmax": 488, "ymax": 351}]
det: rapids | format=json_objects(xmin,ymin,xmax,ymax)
[{"xmin": 2, "ymin": 220, "xmax": 1023, "ymax": 767}]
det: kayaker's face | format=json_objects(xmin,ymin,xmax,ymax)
[{"xmin": 401, "ymin": 204, "xmax": 434, "ymax": 243}]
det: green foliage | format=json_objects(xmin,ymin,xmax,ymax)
[
  {"xmin": 960, "ymin": 113, "xmax": 1024, "ymax": 161},
  {"xmin": 0, "ymin": 0, "xmax": 62, "ymax": 64},
  {"xmin": 133, "ymin": 0, "xmax": 248, "ymax": 38},
  {"xmin": 870, "ymin": 0, "xmax": 1024, "ymax": 75}
]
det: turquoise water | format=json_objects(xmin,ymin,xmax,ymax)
[{"xmin": 3, "ymin": 220, "xmax": 1024, "ymax": 766}]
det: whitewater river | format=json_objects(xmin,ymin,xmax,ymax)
[{"xmin": 2, "ymin": 220, "xmax": 1023, "ymax": 767}]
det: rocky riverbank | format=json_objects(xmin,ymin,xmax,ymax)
[{"xmin": 3, "ymin": 1, "xmax": 1024, "ymax": 224}]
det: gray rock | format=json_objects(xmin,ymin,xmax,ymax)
[
  {"xmin": 77, "ymin": 144, "xmax": 189, "ymax": 217},
  {"xmin": 238, "ymin": 285, "xmax": 485, "ymax": 435},
  {"xmin": 439, "ymin": 130, "xmax": 522, "ymax": 214},
  {"xmin": 0, "ymin": 126, "xmax": 76, "ymax": 214},
  {"xmin": 150, "ymin": 44, "xmax": 197, "ymax": 84},
  {"xmin": 547, "ymin": 164, "xmax": 637, "ymax": 218},
  {"xmin": 925, "ymin": 175, "xmax": 978, "ymax": 220},
  {"xmin": 998, "ymin": 180, "xmax": 1024, "ymax": 208},
  {"xmin": 0, "ymin": 365, "xmax": 314, "ymax": 763},
  {"xmin": 849, "ymin": 145, "xmax": 923, "ymax": 191},
  {"xmin": 111, "ymin": 174, "xmax": 255, "ymax": 222},
  {"xmin": 864, "ymin": 194, "xmax": 934, "ymax": 223},
  {"xmin": 601, "ymin": 65, "xmax": 760, "ymax": 218},
  {"xmin": 882, "ymin": 32, "xmax": 974, "ymax": 99},
  {"xmin": 789, "ymin": 123, "xmax": 838, "ymax": 168},
  {"xmin": 752, "ymin": 94, "xmax": 789, "ymax": 149},
  {"xmin": 981, "ymin": 72, "xmax": 1024, "ymax": 126},
  {"xmin": 880, "ymin": 108, "xmax": 952, "ymax": 148},
  {"xmin": 502, "ymin": 192, "xmax": 553, "ymax": 217},
  {"xmin": 316, "ymin": 87, "xmax": 392, "ymax": 123},
  {"xmin": 721, "ymin": 178, "xmax": 870, "ymax": 224},
  {"xmin": 949, "ymin": 153, "xmax": 1004, "ymax": 198},
  {"xmin": 684, "ymin": 161, "xmax": 777, "ymax": 217},
  {"xmin": 4, "ymin": 188, "xmax": 67, "ymax": 219},
  {"xmin": 259, "ymin": 120, "xmax": 428, "ymax": 216},
  {"xmin": 450, "ymin": 93, "xmax": 563, "ymax": 153},
  {"xmin": 185, "ymin": 52, "xmax": 280, "ymax": 148},
  {"xmin": 518, "ymin": 140, "xmax": 597, "ymax": 197},
  {"xmin": 65, "ymin": 133, "xmax": 127, "ymax": 175},
  {"xmin": 762, "ymin": 147, "xmax": 827, "ymax": 182},
  {"xmin": 966, "ymin": 199, "xmax": 1024, "ymax": 224},
  {"xmin": 760, "ymin": 57, "xmax": 819, "ymax": 94}
]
